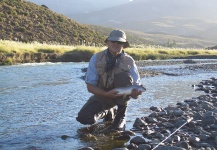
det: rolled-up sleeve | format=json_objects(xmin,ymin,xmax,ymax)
[
  {"xmin": 85, "ymin": 54, "xmax": 99, "ymax": 86},
  {"xmin": 129, "ymin": 63, "xmax": 141, "ymax": 85}
]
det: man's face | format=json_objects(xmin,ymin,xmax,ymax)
[{"xmin": 107, "ymin": 41, "xmax": 125, "ymax": 56}]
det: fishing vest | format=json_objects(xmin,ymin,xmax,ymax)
[{"xmin": 96, "ymin": 50, "xmax": 134, "ymax": 90}]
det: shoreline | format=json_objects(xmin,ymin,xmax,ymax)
[
  {"xmin": 78, "ymin": 77, "xmax": 217, "ymax": 150},
  {"xmin": 77, "ymin": 61, "xmax": 217, "ymax": 150}
]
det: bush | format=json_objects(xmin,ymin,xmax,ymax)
[
  {"xmin": 3, "ymin": 57, "xmax": 13, "ymax": 65},
  {"xmin": 38, "ymin": 49, "xmax": 55, "ymax": 53}
]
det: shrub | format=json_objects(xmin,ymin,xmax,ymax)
[
  {"xmin": 37, "ymin": 49, "xmax": 55, "ymax": 53},
  {"xmin": 3, "ymin": 57, "xmax": 13, "ymax": 65},
  {"xmin": 187, "ymin": 51, "xmax": 199, "ymax": 55}
]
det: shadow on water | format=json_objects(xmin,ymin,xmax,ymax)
[{"xmin": 0, "ymin": 61, "xmax": 216, "ymax": 149}]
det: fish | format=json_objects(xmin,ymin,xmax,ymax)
[{"xmin": 114, "ymin": 85, "xmax": 146, "ymax": 98}]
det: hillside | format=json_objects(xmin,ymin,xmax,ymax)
[{"xmin": 0, "ymin": 0, "xmax": 104, "ymax": 46}]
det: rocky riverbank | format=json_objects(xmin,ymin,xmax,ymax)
[
  {"xmin": 77, "ymin": 60, "xmax": 217, "ymax": 150},
  {"xmin": 126, "ymin": 77, "xmax": 217, "ymax": 150},
  {"xmin": 136, "ymin": 59, "xmax": 217, "ymax": 77},
  {"xmin": 78, "ymin": 77, "xmax": 217, "ymax": 150}
]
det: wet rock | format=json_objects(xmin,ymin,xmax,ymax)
[
  {"xmin": 202, "ymin": 115, "xmax": 217, "ymax": 125},
  {"xmin": 133, "ymin": 118, "xmax": 147, "ymax": 129},
  {"xmin": 121, "ymin": 130, "xmax": 136, "ymax": 136},
  {"xmin": 161, "ymin": 122, "xmax": 174, "ymax": 128},
  {"xmin": 145, "ymin": 117, "xmax": 158, "ymax": 123},
  {"xmin": 114, "ymin": 134, "xmax": 131, "ymax": 141},
  {"xmin": 165, "ymin": 106, "xmax": 184, "ymax": 117},
  {"xmin": 142, "ymin": 129, "xmax": 155, "ymax": 138},
  {"xmin": 130, "ymin": 136, "xmax": 147, "ymax": 145},
  {"xmin": 189, "ymin": 135, "xmax": 200, "ymax": 144},
  {"xmin": 175, "ymin": 141, "xmax": 190, "ymax": 149},
  {"xmin": 129, "ymin": 78, "xmax": 217, "ymax": 150},
  {"xmin": 199, "ymin": 133, "xmax": 211, "ymax": 141},
  {"xmin": 155, "ymin": 132, "xmax": 164, "ymax": 139},
  {"xmin": 174, "ymin": 119, "xmax": 186, "ymax": 127},
  {"xmin": 127, "ymin": 143, "xmax": 138, "ymax": 149},
  {"xmin": 137, "ymin": 144, "xmax": 152, "ymax": 150},
  {"xmin": 195, "ymin": 142, "xmax": 213, "ymax": 148},
  {"xmin": 150, "ymin": 106, "xmax": 162, "ymax": 112},
  {"xmin": 173, "ymin": 135, "xmax": 181, "ymax": 142},
  {"xmin": 153, "ymin": 145, "xmax": 186, "ymax": 150},
  {"xmin": 60, "ymin": 135, "xmax": 71, "ymax": 140}
]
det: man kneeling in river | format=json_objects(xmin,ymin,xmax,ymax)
[{"xmin": 76, "ymin": 30, "xmax": 144, "ymax": 131}]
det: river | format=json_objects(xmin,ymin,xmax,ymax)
[{"xmin": 0, "ymin": 61, "xmax": 216, "ymax": 150}]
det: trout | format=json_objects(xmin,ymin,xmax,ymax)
[{"xmin": 114, "ymin": 85, "xmax": 146, "ymax": 98}]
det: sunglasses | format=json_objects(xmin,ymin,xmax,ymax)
[{"xmin": 110, "ymin": 41, "xmax": 125, "ymax": 45}]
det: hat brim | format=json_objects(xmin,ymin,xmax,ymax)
[{"xmin": 105, "ymin": 38, "xmax": 130, "ymax": 48}]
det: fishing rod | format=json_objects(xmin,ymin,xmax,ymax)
[{"xmin": 152, "ymin": 117, "xmax": 193, "ymax": 150}]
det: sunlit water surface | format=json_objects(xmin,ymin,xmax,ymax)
[{"xmin": 0, "ymin": 61, "xmax": 216, "ymax": 150}]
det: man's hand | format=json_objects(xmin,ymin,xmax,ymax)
[{"xmin": 131, "ymin": 88, "xmax": 142, "ymax": 99}]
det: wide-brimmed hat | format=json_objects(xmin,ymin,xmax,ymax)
[{"xmin": 105, "ymin": 29, "xmax": 130, "ymax": 48}]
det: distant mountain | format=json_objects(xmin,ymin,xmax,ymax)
[
  {"xmin": 27, "ymin": 0, "xmax": 129, "ymax": 16},
  {"xmin": 70, "ymin": 0, "xmax": 217, "ymax": 48}
]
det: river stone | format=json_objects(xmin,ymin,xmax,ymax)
[
  {"xmin": 121, "ymin": 130, "xmax": 136, "ymax": 136},
  {"xmin": 200, "ymin": 101, "xmax": 214, "ymax": 110},
  {"xmin": 175, "ymin": 141, "xmax": 190, "ymax": 149},
  {"xmin": 192, "ymin": 112, "xmax": 203, "ymax": 120},
  {"xmin": 145, "ymin": 117, "xmax": 158, "ymax": 123},
  {"xmin": 155, "ymin": 132, "xmax": 164, "ymax": 139},
  {"xmin": 211, "ymin": 131, "xmax": 217, "ymax": 138},
  {"xmin": 202, "ymin": 115, "xmax": 217, "ymax": 125},
  {"xmin": 189, "ymin": 135, "xmax": 200, "ymax": 144},
  {"xmin": 195, "ymin": 142, "xmax": 212, "ymax": 148},
  {"xmin": 143, "ymin": 129, "xmax": 155, "ymax": 138},
  {"xmin": 165, "ymin": 106, "xmax": 183, "ymax": 116},
  {"xmin": 130, "ymin": 136, "xmax": 147, "ymax": 145},
  {"xmin": 203, "ymin": 111, "xmax": 214, "ymax": 117},
  {"xmin": 114, "ymin": 134, "xmax": 131, "ymax": 141},
  {"xmin": 174, "ymin": 119, "xmax": 186, "ymax": 127},
  {"xmin": 199, "ymin": 133, "xmax": 210, "ymax": 140},
  {"xmin": 157, "ymin": 117, "xmax": 168, "ymax": 122},
  {"xmin": 158, "ymin": 111, "xmax": 167, "ymax": 116},
  {"xmin": 127, "ymin": 143, "xmax": 138, "ymax": 149},
  {"xmin": 150, "ymin": 106, "xmax": 162, "ymax": 112},
  {"xmin": 149, "ymin": 112, "xmax": 159, "ymax": 117},
  {"xmin": 188, "ymin": 101, "xmax": 198, "ymax": 107},
  {"xmin": 210, "ymin": 124, "xmax": 217, "ymax": 129},
  {"xmin": 153, "ymin": 145, "xmax": 186, "ymax": 150},
  {"xmin": 162, "ymin": 122, "xmax": 174, "ymax": 128},
  {"xmin": 137, "ymin": 144, "xmax": 152, "ymax": 150},
  {"xmin": 173, "ymin": 135, "xmax": 181, "ymax": 142},
  {"xmin": 133, "ymin": 118, "xmax": 147, "ymax": 129}
]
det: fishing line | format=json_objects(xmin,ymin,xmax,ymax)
[{"xmin": 152, "ymin": 117, "xmax": 193, "ymax": 150}]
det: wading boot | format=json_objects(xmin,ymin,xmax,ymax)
[
  {"xmin": 103, "ymin": 107, "xmax": 116, "ymax": 122},
  {"xmin": 109, "ymin": 105, "xmax": 127, "ymax": 131}
]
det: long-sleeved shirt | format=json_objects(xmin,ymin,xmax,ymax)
[{"xmin": 85, "ymin": 49, "xmax": 141, "ymax": 86}]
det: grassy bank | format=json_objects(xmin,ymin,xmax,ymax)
[{"xmin": 1, "ymin": 40, "xmax": 217, "ymax": 65}]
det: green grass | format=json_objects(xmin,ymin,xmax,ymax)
[{"xmin": 1, "ymin": 40, "xmax": 217, "ymax": 65}]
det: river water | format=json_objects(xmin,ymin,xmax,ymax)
[{"xmin": 0, "ymin": 61, "xmax": 216, "ymax": 150}]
